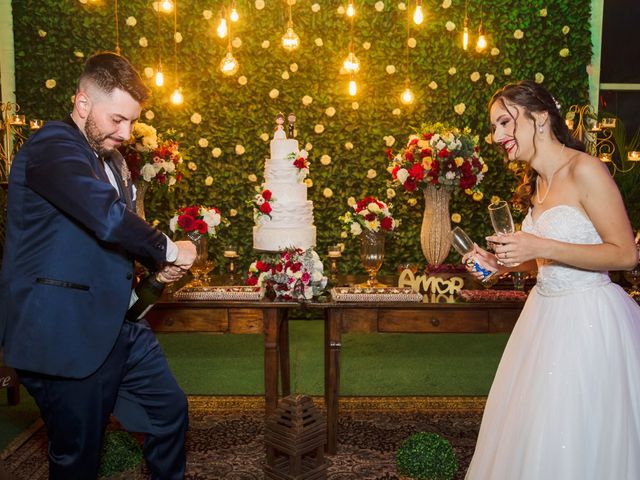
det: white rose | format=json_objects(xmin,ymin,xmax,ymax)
[
  {"xmin": 350, "ymin": 223, "xmax": 363, "ymax": 236},
  {"xmin": 187, "ymin": 162, "xmax": 196, "ymax": 171},
  {"xmin": 429, "ymin": 81, "xmax": 438, "ymax": 89},
  {"xmin": 269, "ymin": 89, "xmax": 279, "ymax": 99},
  {"xmin": 320, "ymin": 154, "xmax": 332, "ymax": 165},
  {"xmin": 311, "ymin": 3, "xmax": 320, "ymax": 12},
  {"xmin": 387, "ymin": 188, "xmax": 396, "ymax": 199},
  {"xmin": 485, "ymin": 74, "xmax": 495, "ymax": 85},
  {"xmin": 198, "ymin": 138, "xmax": 209, "ymax": 148},
  {"xmin": 238, "ymin": 75, "xmax": 247, "ymax": 85},
  {"xmin": 562, "ymin": 25, "xmax": 570, "ymax": 35},
  {"xmin": 314, "ymin": 38, "xmax": 324, "ymax": 47},
  {"xmin": 445, "ymin": 21, "xmax": 455, "ymax": 31},
  {"xmin": 323, "ymin": 188, "xmax": 333, "ymax": 198},
  {"xmin": 454, "ymin": 103, "xmax": 466, "ymax": 115},
  {"xmin": 314, "ymin": 124, "xmax": 324, "ymax": 134},
  {"xmin": 362, "ymin": 41, "xmax": 371, "ymax": 50},
  {"xmin": 169, "ymin": 216, "xmax": 178, "ymax": 232},
  {"xmin": 74, "ymin": 50, "xmax": 84, "ymax": 58},
  {"xmin": 352, "ymin": 102, "xmax": 359, "ymax": 110},
  {"xmin": 190, "ymin": 112, "xmax": 202, "ymax": 124},
  {"xmin": 559, "ymin": 48, "xmax": 570, "ymax": 57},
  {"xmin": 305, "ymin": 143, "xmax": 313, "ymax": 151},
  {"xmin": 539, "ymin": 8, "xmax": 547, "ymax": 17},
  {"xmin": 344, "ymin": 141, "xmax": 354, "ymax": 150},
  {"xmin": 535, "ymin": 72, "xmax": 544, "ymax": 83},
  {"xmin": 232, "ymin": 37, "xmax": 242, "ymax": 48},
  {"xmin": 203, "ymin": 10, "xmax": 213, "ymax": 19},
  {"xmin": 38, "ymin": 29, "xmax": 47, "ymax": 37},
  {"xmin": 205, "ymin": 176, "xmax": 213, "ymax": 186},
  {"xmin": 261, "ymin": 40, "xmax": 270, "ymax": 48},
  {"xmin": 398, "ymin": 2, "xmax": 407, "ymax": 10},
  {"xmin": 442, "ymin": 0, "xmax": 452, "ymax": 8},
  {"xmin": 143, "ymin": 67, "xmax": 154, "ymax": 78},
  {"xmin": 302, "ymin": 95, "xmax": 313, "ymax": 106},
  {"xmin": 145, "ymin": 110, "xmax": 155, "ymax": 120},
  {"xmin": 312, "ymin": 270, "xmax": 323, "ymax": 282},
  {"xmin": 281, "ymin": 71, "xmax": 290, "ymax": 80},
  {"xmin": 45, "ymin": 79, "xmax": 57, "ymax": 89},
  {"xmin": 375, "ymin": 1, "xmax": 384, "ymax": 11},
  {"xmin": 337, "ymin": 5, "xmax": 345, "ymax": 14},
  {"xmin": 255, "ymin": 0, "xmax": 265, "ymax": 10},
  {"xmin": 514, "ymin": 29, "xmax": 524, "ymax": 39},
  {"xmin": 260, "ymin": 133, "xmax": 269, "ymax": 141},
  {"xmin": 470, "ymin": 71, "xmax": 480, "ymax": 82},
  {"xmin": 212, "ymin": 147, "xmax": 222, "ymax": 158},
  {"xmin": 229, "ymin": 209, "xmax": 238, "ymax": 217},
  {"xmin": 367, "ymin": 169, "xmax": 377, "ymax": 179},
  {"xmin": 386, "ymin": 65, "xmax": 396, "ymax": 74},
  {"xmin": 290, "ymin": 63, "xmax": 299, "ymax": 72},
  {"xmin": 392, "ymin": 108, "xmax": 401, "ymax": 116},
  {"xmin": 385, "ymin": 136, "xmax": 396, "ymax": 147},
  {"xmin": 504, "ymin": 67, "xmax": 512, "ymax": 76},
  {"xmin": 448, "ymin": 67, "xmax": 457, "ymax": 75},
  {"xmin": 174, "ymin": 32, "xmax": 183, "ymax": 43},
  {"xmin": 139, "ymin": 37, "xmax": 148, "ymax": 47},
  {"xmin": 203, "ymin": 211, "xmax": 221, "ymax": 227},
  {"xmin": 248, "ymin": 174, "xmax": 258, "ymax": 183},
  {"xmin": 397, "ymin": 168, "xmax": 409, "ymax": 184},
  {"xmin": 304, "ymin": 178, "xmax": 313, "ymax": 187},
  {"xmin": 140, "ymin": 163, "xmax": 157, "ymax": 181},
  {"xmin": 325, "ymin": 106, "xmax": 336, "ymax": 117},
  {"xmin": 235, "ymin": 144, "xmax": 245, "ymax": 155},
  {"xmin": 126, "ymin": 16, "xmax": 137, "ymax": 26},
  {"xmin": 408, "ymin": 37, "xmax": 417, "ymax": 48}
]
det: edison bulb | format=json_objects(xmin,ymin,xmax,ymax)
[
  {"xmin": 160, "ymin": 0, "xmax": 173, "ymax": 13},
  {"xmin": 347, "ymin": 2, "xmax": 355, "ymax": 17},
  {"xmin": 476, "ymin": 34, "xmax": 487, "ymax": 51},
  {"xmin": 463, "ymin": 27, "xmax": 469, "ymax": 50},
  {"xmin": 401, "ymin": 87, "xmax": 415, "ymax": 105},
  {"xmin": 348, "ymin": 79, "xmax": 357, "ymax": 96},
  {"xmin": 217, "ymin": 18, "xmax": 228, "ymax": 38},
  {"xmin": 343, "ymin": 51, "xmax": 360, "ymax": 73},
  {"xmin": 282, "ymin": 27, "xmax": 300, "ymax": 51},
  {"xmin": 413, "ymin": 5, "xmax": 424, "ymax": 25},
  {"xmin": 170, "ymin": 88, "xmax": 183, "ymax": 105},
  {"xmin": 155, "ymin": 70, "xmax": 164, "ymax": 87},
  {"xmin": 220, "ymin": 52, "xmax": 239, "ymax": 76},
  {"xmin": 230, "ymin": 8, "xmax": 239, "ymax": 22}
]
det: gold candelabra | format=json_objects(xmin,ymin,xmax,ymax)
[
  {"xmin": 0, "ymin": 102, "xmax": 42, "ymax": 184},
  {"xmin": 566, "ymin": 104, "xmax": 639, "ymax": 176}
]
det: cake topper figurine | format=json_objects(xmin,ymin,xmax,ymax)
[
  {"xmin": 287, "ymin": 112, "xmax": 296, "ymax": 138},
  {"xmin": 274, "ymin": 112, "xmax": 286, "ymax": 139}
]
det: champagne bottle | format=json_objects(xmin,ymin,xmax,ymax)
[{"xmin": 126, "ymin": 273, "xmax": 165, "ymax": 322}]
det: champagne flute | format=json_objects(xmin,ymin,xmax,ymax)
[
  {"xmin": 488, "ymin": 200, "xmax": 520, "ymax": 266},
  {"xmin": 450, "ymin": 227, "xmax": 498, "ymax": 287}
]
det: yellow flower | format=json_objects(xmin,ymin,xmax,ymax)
[
  {"xmin": 205, "ymin": 176, "xmax": 214, "ymax": 186},
  {"xmin": 188, "ymin": 162, "xmax": 197, "ymax": 171},
  {"xmin": 325, "ymin": 107, "xmax": 336, "ymax": 117},
  {"xmin": 464, "ymin": 188, "xmax": 474, "ymax": 195},
  {"xmin": 559, "ymin": 48, "xmax": 570, "ymax": 58},
  {"xmin": 454, "ymin": 157, "xmax": 464, "ymax": 167},
  {"xmin": 407, "ymin": 198, "xmax": 418, "ymax": 206},
  {"xmin": 482, "ymin": 164, "xmax": 489, "ymax": 173},
  {"xmin": 513, "ymin": 29, "xmax": 524, "ymax": 40},
  {"xmin": 451, "ymin": 213, "xmax": 461, "ymax": 223},
  {"xmin": 422, "ymin": 157, "xmax": 433, "ymax": 169},
  {"xmin": 491, "ymin": 195, "xmax": 501, "ymax": 204},
  {"xmin": 508, "ymin": 161, "xmax": 518, "ymax": 171},
  {"xmin": 323, "ymin": 188, "xmax": 333, "ymax": 198},
  {"xmin": 472, "ymin": 191, "xmax": 484, "ymax": 201},
  {"xmin": 304, "ymin": 178, "xmax": 313, "ymax": 187}
]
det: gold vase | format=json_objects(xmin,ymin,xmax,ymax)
[
  {"xmin": 359, "ymin": 229, "xmax": 386, "ymax": 287},
  {"xmin": 420, "ymin": 185, "xmax": 452, "ymax": 266},
  {"xmin": 135, "ymin": 181, "xmax": 148, "ymax": 220}
]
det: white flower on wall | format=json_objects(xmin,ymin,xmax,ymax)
[
  {"xmin": 504, "ymin": 67, "xmax": 512, "ymax": 75},
  {"xmin": 315, "ymin": 38, "xmax": 324, "ymax": 46},
  {"xmin": 442, "ymin": 0, "xmax": 452, "ymax": 8},
  {"xmin": 188, "ymin": 162, "xmax": 197, "ymax": 171},
  {"xmin": 126, "ymin": 16, "xmax": 137, "ymax": 27},
  {"xmin": 311, "ymin": 3, "xmax": 320, "ymax": 12},
  {"xmin": 320, "ymin": 154, "xmax": 332, "ymax": 165},
  {"xmin": 261, "ymin": 40, "xmax": 270, "ymax": 48},
  {"xmin": 305, "ymin": 178, "xmax": 313, "ymax": 187},
  {"xmin": 375, "ymin": 1, "xmax": 385, "ymax": 12},
  {"xmin": 539, "ymin": 8, "xmax": 547, "ymax": 17},
  {"xmin": 314, "ymin": 124, "xmax": 325, "ymax": 134},
  {"xmin": 45, "ymin": 79, "xmax": 57, "ymax": 89},
  {"xmin": 203, "ymin": 10, "xmax": 213, "ymax": 19},
  {"xmin": 367, "ymin": 169, "xmax": 377, "ymax": 179},
  {"xmin": 470, "ymin": 71, "xmax": 480, "ymax": 82},
  {"xmin": 485, "ymin": 74, "xmax": 495, "ymax": 84},
  {"xmin": 236, "ymin": 144, "xmax": 246, "ymax": 155},
  {"xmin": 384, "ymin": 136, "xmax": 396, "ymax": 147},
  {"xmin": 229, "ymin": 209, "xmax": 238, "ymax": 217},
  {"xmin": 398, "ymin": 2, "xmax": 407, "ymax": 11},
  {"xmin": 290, "ymin": 63, "xmax": 299, "ymax": 72},
  {"xmin": 347, "ymin": 197, "xmax": 356, "ymax": 207},
  {"xmin": 559, "ymin": 48, "xmax": 570, "ymax": 57},
  {"xmin": 260, "ymin": 133, "xmax": 269, "ymax": 141},
  {"xmin": 345, "ymin": 142, "xmax": 354, "ymax": 150},
  {"xmin": 282, "ymin": 71, "xmax": 290, "ymax": 80},
  {"xmin": 232, "ymin": 37, "xmax": 242, "ymax": 48},
  {"xmin": 352, "ymin": 102, "xmax": 359, "ymax": 110},
  {"xmin": 248, "ymin": 173, "xmax": 258, "ymax": 182},
  {"xmin": 305, "ymin": 143, "xmax": 313, "ymax": 151},
  {"xmin": 491, "ymin": 47, "xmax": 500, "ymax": 56},
  {"xmin": 139, "ymin": 37, "xmax": 148, "ymax": 47},
  {"xmin": 302, "ymin": 95, "xmax": 313, "ymax": 105},
  {"xmin": 337, "ymin": 5, "xmax": 345, "ymax": 14},
  {"xmin": 238, "ymin": 76, "xmax": 248, "ymax": 85},
  {"xmin": 145, "ymin": 110, "xmax": 155, "ymax": 120},
  {"xmin": 429, "ymin": 81, "xmax": 438, "ymax": 89},
  {"xmin": 325, "ymin": 107, "xmax": 336, "ymax": 117},
  {"xmin": 143, "ymin": 67, "xmax": 154, "ymax": 78},
  {"xmin": 513, "ymin": 29, "xmax": 524, "ymax": 39},
  {"xmin": 38, "ymin": 29, "xmax": 47, "ymax": 37},
  {"xmin": 198, "ymin": 138, "xmax": 209, "ymax": 148},
  {"xmin": 445, "ymin": 21, "xmax": 455, "ymax": 31},
  {"xmin": 190, "ymin": 113, "xmax": 202, "ymax": 124},
  {"xmin": 174, "ymin": 32, "xmax": 183, "ymax": 43},
  {"xmin": 255, "ymin": 0, "xmax": 265, "ymax": 10},
  {"xmin": 454, "ymin": 103, "xmax": 466, "ymax": 115},
  {"xmin": 212, "ymin": 147, "xmax": 222, "ymax": 158},
  {"xmin": 408, "ymin": 37, "xmax": 416, "ymax": 48},
  {"xmin": 386, "ymin": 65, "xmax": 396, "ymax": 74},
  {"xmin": 269, "ymin": 89, "xmax": 280, "ymax": 99},
  {"xmin": 387, "ymin": 188, "xmax": 396, "ymax": 199},
  {"xmin": 392, "ymin": 108, "xmax": 401, "ymax": 116},
  {"xmin": 535, "ymin": 72, "xmax": 545, "ymax": 83},
  {"xmin": 448, "ymin": 67, "xmax": 457, "ymax": 75},
  {"xmin": 562, "ymin": 25, "xmax": 570, "ymax": 35},
  {"xmin": 205, "ymin": 176, "xmax": 213, "ymax": 186},
  {"xmin": 362, "ymin": 41, "xmax": 371, "ymax": 50},
  {"xmin": 323, "ymin": 188, "xmax": 333, "ymax": 198}
]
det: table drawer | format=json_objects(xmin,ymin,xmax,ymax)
[
  {"xmin": 147, "ymin": 307, "xmax": 229, "ymax": 332},
  {"xmin": 378, "ymin": 309, "xmax": 489, "ymax": 333}
]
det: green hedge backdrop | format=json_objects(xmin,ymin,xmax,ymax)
[{"xmin": 11, "ymin": 0, "xmax": 592, "ymax": 276}]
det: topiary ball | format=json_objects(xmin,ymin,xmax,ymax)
[
  {"xmin": 396, "ymin": 431, "xmax": 458, "ymax": 480},
  {"xmin": 98, "ymin": 431, "xmax": 143, "ymax": 478}
]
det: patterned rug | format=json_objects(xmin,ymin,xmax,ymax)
[{"xmin": 1, "ymin": 396, "xmax": 485, "ymax": 480}]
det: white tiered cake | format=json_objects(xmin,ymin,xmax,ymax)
[{"xmin": 253, "ymin": 125, "xmax": 317, "ymax": 252}]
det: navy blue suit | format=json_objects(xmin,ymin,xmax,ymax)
[{"xmin": 0, "ymin": 120, "xmax": 187, "ymax": 479}]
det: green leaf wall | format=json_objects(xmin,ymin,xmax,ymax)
[{"xmin": 11, "ymin": 0, "xmax": 592, "ymax": 276}]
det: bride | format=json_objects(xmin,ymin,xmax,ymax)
[{"xmin": 464, "ymin": 80, "xmax": 640, "ymax": 479}]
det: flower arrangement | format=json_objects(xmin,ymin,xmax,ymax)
[
  {"xmin": 388, "ymin": 122, "xmax": 486, "ymax": 193},
  {"xmin": 246, "ymin": 248, "xmax": 328, "ymax": 301},
  {"xmin": 251, "ymin": 189, "xmax": 275, "ymax": 222},
  {"xmin": 339, "ymin": 196, "xmax": 398, "ymax": 237},
  {"xmin": 288, "ymin": 150, "xmax": 310, "ymax": 182},
  {"xmin": 120, "ymin": 122, "xmax": 190, "ymax": 187},
  {"xmin": 169, "ymin": 205, "xmax": 227, "ymax": 238}
]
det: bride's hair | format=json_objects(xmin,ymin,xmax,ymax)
[{"xmin": 488, "ymin": 80, "xmax": 585, "ymax": 210}]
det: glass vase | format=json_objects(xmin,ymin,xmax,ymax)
[
  {"xmin": 186, "ymin": 232, "xmax": 213, "ymax": 286},
  {"xmin": 360, "ymin": 229, "xmax": 386, "ymax": 287},
  {"xmin": 420, "ymin": 185, "xmax": 452, "ymax": 267}
]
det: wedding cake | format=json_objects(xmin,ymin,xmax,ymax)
[{"xmin": 253, "ymin": 114, "xmax": 317, "ymax": 252}]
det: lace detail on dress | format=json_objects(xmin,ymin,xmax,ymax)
[{"xmin": 522, "ymin": 205, "xmax": 610, "ymax": 296}]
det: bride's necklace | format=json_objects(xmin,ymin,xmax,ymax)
[{"xmin": 535, "ymin": 144, "xmax": 566, "ymax": 204}]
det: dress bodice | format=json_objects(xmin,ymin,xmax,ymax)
[{"xmin": 522, "ymin": 205, "xmax": 610, "ymax": 295}]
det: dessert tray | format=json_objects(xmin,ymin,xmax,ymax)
[
  {"xmin": 330, "ymin": 286, "xmax": 423, "ymax": 302},
  {"xmin": 458, "ymin": 289, "xmax": 528, "ymax": 302},
  {"xmin": 172, "ymin": 285, "xmax": 264, "ymax": 301}
]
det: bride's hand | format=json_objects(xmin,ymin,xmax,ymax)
[
  {"xmin": 462, "ymin": 244, "xmax": 503, "ymax": 279},
  {"xmin": 487, "ymin": 231, "xmax": 544, "ymax": 266}
]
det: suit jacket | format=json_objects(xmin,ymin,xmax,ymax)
[{"xmin": 0, "ymin": 120, "xmax": 168, "ymax": 378}]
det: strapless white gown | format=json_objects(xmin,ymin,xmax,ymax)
[{"xmin": 465, "ymin": 205, "xmax": 640, "ymax": 479}]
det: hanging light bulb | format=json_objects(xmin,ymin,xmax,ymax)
[
  {"xmin": 220, "ymin": 51, "xmax": 239, "ymax": 76},
  {"xmin": 159, "ymin": 0, "xmax": 174, "ymax": 13},
  {"xmin": 170, "ymin": 87, "xmax": 183, "ymax": 105},
  {"xmin": 155, "ymin": 68, "xmax": 164, "ymax": 87},
  {"xmin": 413, "ymin": 0, "xmax": 424, "ymax": 25},
  {"xmin": 401, "ymin": 84, "xmax": 415, "ymax": 105},
  {"xmin": 346, "ymin": 1, "xmax": 355, "ymax": 17},
  {"xmin": 217, "ymin": 17, "xmax": 228, "ymax": 38},
  {"xmin": 230, "ymin": 7, "xmax": 239, "ymax": 22},
  {"xmin": 282, "ymin": 24, "xmax": 300, "ymax": 51},
  {"xmin": 463, "ymin": 17, "xmax": 470, "ymax": 50},
  {"xmin": 343, "ymin": 50, "xmax": 360, "ymax": 73},
  {"xmin": 348, "ymin": 78, "xmax": 357, "ymax": 96},
  {"xmin": 476, "ymin": 23, "xmax": 487, "ymax": 51}
]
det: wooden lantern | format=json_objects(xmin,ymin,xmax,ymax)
[{"xmin": 264, "ymin": 395, "xmax": 327, "ymax": 480}]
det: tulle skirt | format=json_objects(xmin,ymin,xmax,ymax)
[{"xmin": 465, "ymin": 283, "xmax": 640, "ymax": 479}]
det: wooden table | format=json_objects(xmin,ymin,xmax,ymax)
[{"xmin": 320, "ymin": 299, "xmax": 524, "ymax": 453}]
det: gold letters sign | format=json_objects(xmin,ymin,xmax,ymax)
[{"xmin": 398, "ymin": 269, "xmax": 465, "ymax": 296}]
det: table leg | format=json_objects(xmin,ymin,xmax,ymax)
[
  {"xmin": 278, "ymin": 310, "xmax": 290, "ymax": 397},
  {"xmin": 325, "ymin": 308, "xmax": 341, "ymax": 454},
  {"xmin": 264, "ymin": 308, "xmax": 279, "ymax": 417}
]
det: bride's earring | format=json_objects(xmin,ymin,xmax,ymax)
[{"xmin": 538, "ymin": 123, "xmax": 544, "ymax": 134}]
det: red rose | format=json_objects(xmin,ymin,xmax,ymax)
[
  {"xmin": 262, "ymin": 190, "xmax": 272, "ymax": 201},
  {"xmin": 293, "ymin": 157, "xmax": 306, "ymax": 169},
  {"xmin": 381, "ymin": 216, "xmax": 393, "ymax": 231},
  {"xmin": 409, "ymin": 163, "xmax": 425, "ymax": 181},
  {"xmin": 365, "ymin": 213, "xmax": 376, "ymax": 222},
  {"xmin": 409, "ymin": 138, "xmax": 419, "ymax": 146},
  {"xmin": 438, "ymin": 148, "xmax": 449, "ymax": 158},
  {"xmin": 420, "ymin": 148, "xmax": 432, "ymax": 158},
  {"xmin": 156, "ymin": 173, "xmax": 166, "ymax": 184},
  {"xmin": 386, "ymin": 148, "xmax": 394, "ymax": 160},
  {"xmin": 460, "ymin": 174, "xmax": 477, "ymax": 189},
  {"xmin": 404, "ymin": 150, "xmax": 414, "ymax": 162},
  {"xmin": 391, "ymin": 164, "xmax": 400, "ymax": 179},
  {"xmin": 182, "ymin": 206, "xmax": 199, "ymax": 217},
  {"xmin": 423, "ymin": 133, "xmax": 433, "ymax": 140},
  {"xmin": 256, "ymin": 260, "xmax": 271, "ymax": 272},
  {"xmin": 247, "ymin": 275, "xmax": 258, "ymax": 286},
  {"xmin": 195, "ymin": 219, "xmax": 208, "ymax": 235},
  {"xmin": 404, "ymin": 178, "xmax": 417, "ymax": 192},
  {"xmin": 177, "ymin": 214, "xmax": 196, "ymax": 231},
  {"xmin": 260, "ymin": 202, "xmax": 272, "ymax": 215}
]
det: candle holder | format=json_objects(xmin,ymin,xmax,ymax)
[
  {"xmin": 327, "ymin": 245, "xmax": 342, "ymax": 285},
  {"xmin": 1, "ymin": 102, "xmax": 42, "ymax": 183},
  {"xmin": 223, "ymin": 245, "xmax": 240, "ymax": 284}
]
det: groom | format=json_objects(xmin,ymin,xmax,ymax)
[{"xmin": 0, "ymin": 52, "xmax": 195, "ymax": 479}]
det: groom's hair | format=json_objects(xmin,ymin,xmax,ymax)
[{"xmin": 78, "ymin": 52, "xmax": 149, "ymax": 103}]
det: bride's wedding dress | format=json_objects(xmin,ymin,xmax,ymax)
[{"xmin": 466, "ymin": 205, "xmax": 640, "ymax": 479}]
